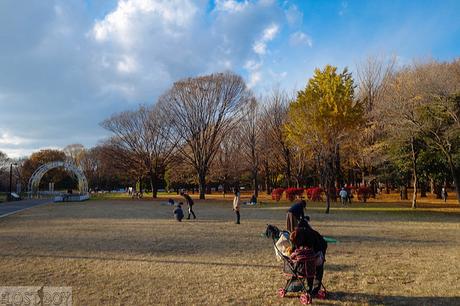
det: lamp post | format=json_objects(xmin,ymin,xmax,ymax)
[{"xmin": 8, "ymin": 163, "xmax": 17, "ymax": 201}]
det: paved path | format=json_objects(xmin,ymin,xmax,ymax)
[{"xmin": 0, "ymin": 199, "xmax": 52, "ymax": 218}]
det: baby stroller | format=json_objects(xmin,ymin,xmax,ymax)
[{"xmin": 265, "ymin": 224, "xmax": 327, "ymax": 305}]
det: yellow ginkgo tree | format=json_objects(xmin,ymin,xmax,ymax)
[{"xmin": 286, "ymin": 65, "xmax": 364, "ymax": 213}]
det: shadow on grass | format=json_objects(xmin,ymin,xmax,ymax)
[
  {"xmin": 0, "ymin": 252, "xmax": 349, "ymax": 272},
  {"xmin": 327, "ymin": 291, "xmax": 460, "ymax": 306},
  {"xmin": 332, "ymin": 234, "xmax": 440, "ymax": 245}
]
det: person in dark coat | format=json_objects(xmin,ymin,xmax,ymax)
[
  {"xmin": 233, "ymin": 190, "xmax": 241, "ymax": 224},
  {"xmin": 180, "ymin": 191, "xmax": 196, "ymax": 219},
  {"xmin": 442, "ymin": 187, "xmax": 448, "ymax": 202},
  {"xmin": 290, "ymin": 219, "xmax": 327, "ymax": 297},
  {"xmin": 286, "ymin": 200, "xmax": 308, "ymax": 232},
  {"xmin": 173, "ymin": 203, "xmax": 184, "ymax": 222}
]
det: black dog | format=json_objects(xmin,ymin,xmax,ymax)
[{"xmin": 265, "ymin": 224, "xmax": 281, "ymax": 242}]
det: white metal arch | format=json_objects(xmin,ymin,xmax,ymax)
[{"xmin": 28, "ymin": 161, "xmax": 88, "ymax": 198}]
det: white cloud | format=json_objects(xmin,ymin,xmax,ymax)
[
  {"xmin": 289, "ymin": 31, "xmax": 312, "ymax": 47},
  {"xmin": 244, "ymin": 59, "xmax": 263, "ymax": 88},
  {"xmin": 253, "ymin": 41, "xmax": 267, "ymax": 55},
  {"xmin": 248, "ymin": 70, "xmax": 262, "ymax": 88},
  {"xmin": 92, "ymin": 0, "xmax": 197, "ymax": 47},
  {"xmin": 263, "ymin": 23, "xmax": 279, "ymax": 40},
  {"xmin": 214, "ymin": 0, "xmax": 249, "ymax": 12},
  {"xmin": 269, "ymin": 69, "xmax": 287, "ymax": 80},
  {"xmin": 285, "ymin": 5, "xmax": 303, "ymax": 27},
  {"xmin": 0, "ymin": 130, "xmax": 30, "ymax": 146},
  {"xmin": 244, "ymin": 60, "xmax": 262, "ymax": 71},
  {"xmin": 253, "ymin": 23, "xmax": 279, "ymax": 55},
  {"xmin": 0, "ymin": 0, "xmax": 292, "ymax": 157},
  {"xmin": 117, "ymin": 55, "xmax": 138, "ymax": 73}
]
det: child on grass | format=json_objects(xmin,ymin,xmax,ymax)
[{"xmin": 174, "ymin": 202, "xmax": 184, "ymax": 222}]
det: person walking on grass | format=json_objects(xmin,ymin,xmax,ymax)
[
  {"xmin": 286, "ymin": 200, "xmax": 308, "ymax": 232},
  {"xmin": 442, "ymin": 187, "xmax": 448, "ymax": 202},
  {"xmin": 233, "ymin": 189, "xmax": 241, "ymax": 224},
  {"xmin": 339, "ymin": 187, "xmax": 348, "ymax": 206},
  {"xmin": 180, "ymin": 191, "xmax": 196, "ymax": 219}
]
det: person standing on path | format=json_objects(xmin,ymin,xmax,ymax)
[
  {"xmin": 233, "ymin": 190, "xmax": 241, "ymax": 224},
  {"xmin": 180, "ymin": 191, "xmax": 196, "ymax": 219}
]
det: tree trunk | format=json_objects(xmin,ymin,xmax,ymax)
[
  {"xmin": 253, "ymin": 168, "xmax": 259, "ymax": 198},
  {"xmin": 138, "ymin": 177, "xmax": 143, "ymax": 194},
  {"xmin": 198, "ymin": 172, "xmax": 206, "ymax": 200},
  {"xmin": 285, "ymin": 148, "xmax": 292, "ymax": 188},
  {"xmin": 149, "ymin": 170, "xmax": 157, "ymax": 199},
  {"xmin": 264, "ymin": 161, "xmax": 271, "ymax": 195},
  {"xmin": 324, "ymin": 156, "xmax": 334, "ymax": 214},
  {"xmin": 420, "ymin": 182, "xmax": 427, "ymax": 198},
  {"xmin": 445, "ymin": 154, "xmax": 460, "ymax": 204},
  {"xmin": 410, "ymin": 138, "xmax": 417, "ymax": 209},
  {"xmin": 430, "ymin": 178, "xmax": 435, "ymax": 195},
  {"xmin": 370, "ymin": 180, "xmax": 376, "ymax": 198},
  {"xmin": 401, "ymin": 185, "xmax": 408, "ymax": 200},
  {"xmin": 434, "ymin": 183, "xmax": 442, "ymax": 199},
  {"xmin": 335, "ymin": 143, "xmax": 343, "ymax": 187}
]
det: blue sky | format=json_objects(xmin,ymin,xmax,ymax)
[{"xmin": 0, "ymin": 0, "xmax": 459, "ymax": 158}]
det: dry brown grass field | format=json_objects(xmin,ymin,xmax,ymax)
[{"xmin": 1, "ymin": 194, "xmax": 459, "ymax": 305}]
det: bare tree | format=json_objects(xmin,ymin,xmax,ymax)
[
  {"xmin": 158, "ymin": 72, "xmax": 251, "ymax": 199},
  {"xmin": 0, "ymin": 151, "xmax": 9, "ymax": 172},
  {"xmin": 409, "ymin": 60, "xmax": 460, "ymax": 203},
  {"xmin": 355, "ymin": 55, "xmax": 395, "ymax": 185},
  {"xmin": 210, "ymin": 128, "xmax": 244, "ymax": 195},
  {"xmin": 63, "ymin": 144, "xmax": 85, "ymax": 166},
  {"xmin": 380, "ymin": 59, "xmax": 460, "ymax": 206},
  {"xmin": 79, "ymin": 144, "xmax": 138, "ymax": 191},
  {"xmin": 101, "ymin": 104, "xmax": 177, "ymax": 198},
  {"xmin": 262, "ymin": 89, "xmax": 293, "ymax": 187},
  {"xmin": 240, "ymin": 97, "xmax": 261, "ymax": 197},
  {"xmin": 381, "ymin": 66, "xmax": 425, "ymax": 208},
  {"xmin": 258, "ymin": 119, "xmax": 280, "ymax": 194},
  {"xmin": 0, "ymin": 151, "xmax": 11, "ymax": 191}
]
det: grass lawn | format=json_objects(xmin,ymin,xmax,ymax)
[{"xmin": 0, "ymin": 196, "xmax": 459, "ymax": 305}]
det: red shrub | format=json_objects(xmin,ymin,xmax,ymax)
[
  {"xmin": 271, "ymin": 188, "xmax": 285, "ymax": 201},
  {"xmin": 306, "ymin": 187, "xmax": 323, "ymax": 201},
  {"xmin": 285, "ymin": 187, "xmax": 304, "ymax": 201},
  {"xmin": 357, "ymin": 186, "xmax": 371, "ymax": 202}
]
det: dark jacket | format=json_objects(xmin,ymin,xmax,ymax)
[
  {"xmin": 182, "ymin": 194, "xmax": 194, "ymax": 207},
  {"xmin": 174, "ymin": 206, "xmax": 184, "ymax": 220},
  {"xmin": 291, "ymin": 222, "xmax": 328, "ymax": 255},
  {"xmin": 288, "ymin": 202, "xmax": 305, "ymax": 219}
]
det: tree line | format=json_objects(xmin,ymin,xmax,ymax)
[{"xmin": 1, "ymin": 57, "xmax": 459, "ymax": 208}]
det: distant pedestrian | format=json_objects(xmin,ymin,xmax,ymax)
[
  {"xmin": 173, "ymin": 202, "xmax": 184, "ymax": 222},
  {"xmin": 442, "ymin": 187, "xmax": 448, "ymax": 202},
  {"xmin": 339, "ymin": 187, "xmax": 348, "ymax": 206},
  {"xmin": 286, "ymin": 200, "xmax": 307, "ymax": 232},
  {"xmin": 347, "ymin": 188, "xmax": 353, "ymax": 204},
  {"xmin": 233, "ymin": 190, "xmax": 241, "ymax": 224},
  {"xmin": 167, "ymin": 198, "xmax": 175, "ymax": 206},
  {"xmin": 180, "ymin": 191, "xmax": 196, "ymax": 219},
  {"xmin": 249, "ymin": 194, "xmax": 257, "ymax": 205}
]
